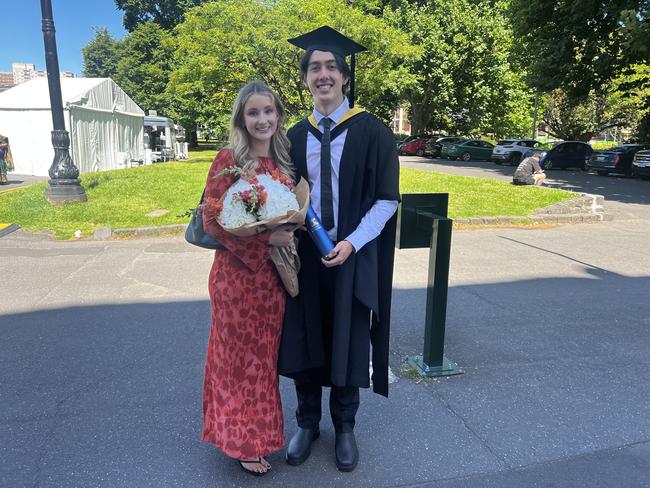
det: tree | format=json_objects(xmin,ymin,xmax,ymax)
[
  {"xmin": 112, "ymin": 21, "xmax": 173, "ymax": 113},
  {"xmin": 620, "ymin": 4, "xmax": 650, "ymax": 63},
  {"xmin": 114, "ymin": 0, "xmax": 211, "ymax": 31},
  {"xmin": 542, "ymin": 88, "xmax": 629, "ymax": 142},
  {"xmin": 166, "ymin": 0, "xmax": 416, "ymax": 137},
  {"xmin": 386, "ymin": 0, "xmax": 533, "ymax": 136},
  {"xmin": 82, "ymin": 27, "xmax": 121, "ymax": 78},
  {"xmin": 510, "ymin": 0, "xmax": 642, "ymax": 98},
  {"xmin": 609, "ymin": 64, "xmax": 650, "ymax": 141}
]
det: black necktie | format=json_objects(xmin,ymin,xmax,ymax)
[{"xmin": 320, "ymin": 117, "xmax": 334, "ymax": 231}]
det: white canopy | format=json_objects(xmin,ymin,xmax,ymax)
[{"xmin": 0, "ymin": 78, "xmax": 145, "ymax": 176}]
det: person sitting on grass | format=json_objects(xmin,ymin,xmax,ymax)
[{"xmin": 513, "ymin": 153, "xmax": 546, "ymax": 186}]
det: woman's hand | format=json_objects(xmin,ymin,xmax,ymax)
[{"xmin": 269, "ymin": 225, "xmax": 295, "ymax": 247}]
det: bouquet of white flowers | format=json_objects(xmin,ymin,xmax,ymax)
[{"xmin": 208, "ymin": 166, "xmax": 309, "ymax": 297}]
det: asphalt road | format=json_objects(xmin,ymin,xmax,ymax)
[
  {"xmin": 401, "ymin": 155, "xmax": 650, "ymax": 221},
  {"xmin": 1, "ymin": 164, "xmax": 649, "ymax": 487}
]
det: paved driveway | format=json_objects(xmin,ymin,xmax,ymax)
[
  {"xmin": 401, "ymin": 156, "xmax": 650, "ymax": 221},
  {"xmin": 0, "ymin": 174, "xmax": 47, "ymax": 192}
]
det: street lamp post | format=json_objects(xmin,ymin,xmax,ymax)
[{"xmin": 40, "ymin": 0, "xmax": 86, "ymax": 203}]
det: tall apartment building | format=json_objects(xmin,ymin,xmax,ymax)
[{"xmin": 12, "ymin": 63, "xmax": 37, "ymax": 84}]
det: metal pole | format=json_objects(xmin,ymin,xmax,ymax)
[
  {"xmin": 531, "ymin": 91, "xmax": 539, "ymax": 139},
  {"xmin": 40, "ymin": 0, "xmax": 86, "ymax": 203},
  {"xmin": 407, "ymin": 215, "xmax": 462, "ymax": 377}
]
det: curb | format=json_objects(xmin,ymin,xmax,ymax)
[
  {"xmin": 93, "ymin": 224, "xmax": 187, "ymax": 240},
  {"xmin": 89, "ymin": 193, "xmax": 610, "ymax": 240},
  {"xmin": 454, "ymin": 192, "xmax": 610, "ymax": 227}
]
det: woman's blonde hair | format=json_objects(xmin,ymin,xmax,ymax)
[{"xmin": 228, "ymin": 81, "xmax": 293, "ymax": 179}]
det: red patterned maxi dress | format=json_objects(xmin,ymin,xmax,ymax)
[{"xmin": 201, "ymin": 148, "xmax": 285, "ymax": 459}]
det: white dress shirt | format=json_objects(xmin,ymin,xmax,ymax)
[{"xmin": 306, "ymin": 98, "xmax": 398, "ymax": 251}]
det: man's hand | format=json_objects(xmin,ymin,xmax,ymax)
[{"xmin": 322, "ymin": 240, "xmax": 355, "ymax": 267}]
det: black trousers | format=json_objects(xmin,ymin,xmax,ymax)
[
  {"xmin": 295, "ymin": 372, "xmax": 359, "ymax": 433},
  {"xmin": 293, "ymin": 244, "xmax": 360, "ymax": 434}
]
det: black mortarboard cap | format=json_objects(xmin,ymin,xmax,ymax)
[{"xmin": 288, "ymin": 25, "xmax": 367, "ymax": 107}]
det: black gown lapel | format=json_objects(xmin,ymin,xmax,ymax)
[
  {"xmin": 290, "ymin": 120, "xmax": 309, "ymax": 181},
  {"xmin": 336, "ymin": 112, "xmax": 369, "ymax": 240}
]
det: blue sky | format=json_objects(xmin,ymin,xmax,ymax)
[{"xmin": 1, "ymin": 0, "xmax": 127, "ymax": 75}]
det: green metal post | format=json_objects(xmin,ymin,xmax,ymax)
[{"xmin": 406, "ymin": 216, "xmax": 462, "ymax": 377}]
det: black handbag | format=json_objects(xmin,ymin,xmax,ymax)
[{"xmin": 185, "ymin": 188, "xmax": 224, "ymax": 250}]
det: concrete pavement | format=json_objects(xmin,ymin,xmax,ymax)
[
  {"xmin": 0, "ymin": 174, "xmax": 47, "ymax": 193},
  {"xmin": 1, "ymin": 215, "xmax": 650, "ymax": 486}
]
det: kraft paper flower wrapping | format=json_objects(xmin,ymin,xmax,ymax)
[{"xmin": 212, "ymin": 175, "xmax": 310, "ymax": 297}]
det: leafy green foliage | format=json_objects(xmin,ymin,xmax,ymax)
[
  {"xmin": 114, "ymin": 0, "xmax": 212, "ymax": 31},
  {"xmin": 165, "ymin": 0, "xmax": 416, "ymax": 134},
  {"xmin": 510, "ymin": 0, "xmax": 639, "ymax": 97},
  {"xmin": 111, "ymin": 21, "xmax": 173, "ymax": 113},
  {"xmin": 542, "ymin": 88, "xmax": 630, "ymax": 141},
  {"xmin": 610, "ymin": 63, "xmax": 650, "ymax": 141},
  {"xmin": 620, "ymin": 5, "xmax": 650, "ymax": 63},
  {"xmin": 82, "ymin": 27, "xmax": 121, "ymax": 78},
  {"xmin": 387, "ymin": 0, "xmax": 533, "ymax": 137},
  {"xmin": 511, "ymin": 1, "xmax": 650, "ymax": 142}
]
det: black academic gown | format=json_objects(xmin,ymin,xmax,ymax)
[{"xmin": 278, "ymin": 111, "xmax": 400, "ymax": 397}]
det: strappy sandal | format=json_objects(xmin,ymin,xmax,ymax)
[{"xmin": 238, "ymin": 457, "xmax": 270, "ymax": 476}]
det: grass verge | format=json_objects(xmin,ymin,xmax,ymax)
[
  {"xmin": 0, "ymin": 150, "xmax": 574, "ymax": 239},
  {"xmin": 400, "ymin": 168, "xmax": 572, "ymax": 218}
]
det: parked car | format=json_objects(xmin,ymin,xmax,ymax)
[
  {"xmin": 425, "ymin": 136, "xmax": 466, "ymax": 158},
  {"xmin": 492, "ymin": 139, "xmax": 542, "ymax": 165},
  {"xmin": 400, "ymin": 136, "xmax": 430, "ymax": 156},
  {"xmin": 396, "ymin": 134, "xmax": 423, "ymax": 153},
  {"xmin": 587, "ymin": 144, "xmax": 650, "ymax": 177},
  {"xmin": 632, "ymin": 149, "xmax": 650, "ymax": 179},
  {"xmin": 523, "ymin": 142, "xmax": 553, "ymax": 159},
  {"xmin": 446, "ymin": 139, "xmax": 495, "ymax": 161},
  {"xmin": 394, "ymin": 133, "xmax": 411, "ymax": 149},
  {"xmin": 536, "ymin": 141, "xmax": 593, "ymax": 170}
]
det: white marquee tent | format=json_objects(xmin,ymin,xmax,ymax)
[{"xmin": 0, "ymin": 77, "xmax": 144, "ymax": 176}]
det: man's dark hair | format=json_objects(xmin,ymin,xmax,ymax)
[{"xmin": 299, "ymin": 49, "xmax": 351, "ymax": 95}]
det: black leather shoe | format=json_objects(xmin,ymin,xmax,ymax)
[
  {"xmin": 286, "ymin": 426, "xmax": 320, "ymax": 466},
  {"xmin": 335, "ymin": 431, "xmax": 358, "ymax": 472}
]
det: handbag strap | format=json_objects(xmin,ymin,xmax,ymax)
[{"xmin": 198, "ymin": 187, "xmax": 207, "ymax": 205}]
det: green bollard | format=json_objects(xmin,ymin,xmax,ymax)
[{"xmin": 397, "ymin": 194, "xmax": 463, "ymax": 377}]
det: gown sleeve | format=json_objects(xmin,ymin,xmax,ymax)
[
  {"xmin": 202, "ymin": 149, "xmax": 272, "ymax": 272},
  {"xmin": 374, "ymin": 122, "xmax": 401, "ymax": 202}
]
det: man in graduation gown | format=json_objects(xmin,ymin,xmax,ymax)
[{"xmin": 278, "ymin": 26, "xmax": 400, "ymax": 472}]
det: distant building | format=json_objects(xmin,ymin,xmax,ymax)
[
  {"xmin": 12, "ymin": 63, "xmax": 37, "ymax": 84},
  {"xmin": 392, "ymin": 106, "xmax": 411, "ymax": 135},
  {"xmin": 0, "ymin": 72, "xmax": 15, "ymax": 92},
  {"xmin": 9, "ymin": 62, "xmax": 76, "ymax": 86}
]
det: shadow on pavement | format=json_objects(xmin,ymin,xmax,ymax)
[{"xmin": 2, "ymin": 264, "xmax": 649, "ymax": 488}]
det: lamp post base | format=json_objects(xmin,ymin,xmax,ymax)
[
  {"xmin": 407, "ymin": 355, "xmax": 463, "ymax": 377},
  {"xmin": 47, "ymin": 178, "xmax": 87, "ymax": 204}
]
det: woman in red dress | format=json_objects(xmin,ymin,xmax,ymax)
[{"xmin": 201, "ymin": 82, "xmax": 295, "ymax": 476}]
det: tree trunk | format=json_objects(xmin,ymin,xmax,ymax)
[
  {"xmin": 188, "ymin": 125, "xmax": 198, "ymax": 148},
  {"xmin": 408, "ymin": 102, "xmax": 430, "ymax": 135}
]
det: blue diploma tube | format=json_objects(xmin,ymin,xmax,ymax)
[{"xmin": 305, "ymin": 205, "xmax": 335, "ymax": 258}]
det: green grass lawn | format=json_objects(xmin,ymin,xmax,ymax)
[
  {"xmin": 399, "ymin": 168, "xmax": 572, "ymax": 218},
  {"xmin": 0, "ymin": 149, "xmax": 574, "ymax": 239}
]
